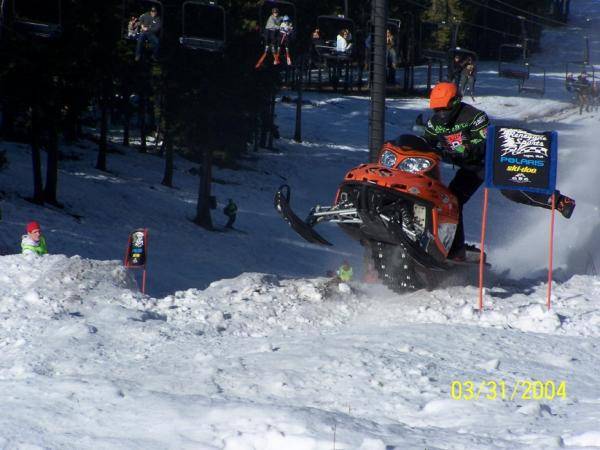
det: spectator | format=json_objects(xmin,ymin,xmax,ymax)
[
  {"xmin": 386, "ymin": 29, "xmax": 398, "ymax": 84},
  {"xmin": 451, "ymin": 54, "xmax": 465, "ymax": 85},
  {"xmin": 223, "ymin": 199, "xmax": 237, "ymax": 229},
  {"xmin": 21, "ymin": 221, "xmax": 47, "ymax": 256},
  {"xmin": 460, "ymin": 57, "xmax": 476, "ymax": 101},
  {"xmin": 575, "ymin": 71, "xmax": 592, "ymax": 114},
  {"xmin": 336, "ymin": 261, "xmax": 353, "ymax": 282},
  {"xmin": 336, "ymin": 29, "xmax": 352, "ymax": 54},
  {"xmin": 135, "ymin": 6, "xmax": 161, "ymax": 62}
]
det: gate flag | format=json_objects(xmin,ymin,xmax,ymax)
[
  {"xmin": 485, "ymin": 126, "xmax": 558, "ymax": 194},
  {"xmin": 479, "ymin": 126, "xmax": 559, "ymax": 311}
]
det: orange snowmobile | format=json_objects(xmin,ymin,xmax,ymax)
[{"xmin": 274, "ymin": 134, "xmax": 486, "ymax": 292}]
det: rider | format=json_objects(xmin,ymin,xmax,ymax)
[{"xmin": 423, "ymin": 82, "xmax": 575, "ymax": 260}]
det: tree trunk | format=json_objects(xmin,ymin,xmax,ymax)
[
  {"xmin": 161, "ymin": 131, "xmax": 174, "ymax": 187},
  {"xmin": 96, "ymin": 82, "xmax": 109, "ymax": 171},
  {"xmin": 43, "ymin": 118, "xmax": 60, "ymax": 206},
  {"xmin": 194, "ymin": 147, "xmax": 213, "ymax": 230},
  {"xmin": 30, "ymin": 106, "xmax": 44, "ymax": 204}
]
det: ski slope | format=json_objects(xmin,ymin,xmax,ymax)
[{"xmin": 0, "ymin": 1, "xmax": 600, "ymax": 449}]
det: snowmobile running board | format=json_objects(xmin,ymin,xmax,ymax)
[{"xmin": 274, "ymin": 185, "xmax": 363, "ymax": 246}]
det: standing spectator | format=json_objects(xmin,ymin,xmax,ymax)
[
  {"xmin": 135, "ymin": 6, "xmax": 162, "ymax": 62},
  {"xmin": 451, "ymin": 55, "xmax": 465, "ymax": 85},
  {"xmin": 460, "ymin": 57, "xmax": 476, "ymax": 101},
  {"xmin": 575, "ymin": 71, "xmax": 592, "ymax": 114},
  {"xmin": 223, "ymin": 199, "xmax": 238, "ymax": 229},
  {"xmin": 21, "ymin": 221, "xmax": 48, "ymax": 256}
]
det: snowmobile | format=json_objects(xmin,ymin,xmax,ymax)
[{"xmin": 274, "ymin": 134, "xmax": 486, "ymax": 292}]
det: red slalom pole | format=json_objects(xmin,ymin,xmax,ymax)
[
  {"xmin": 547, "ymin": 194, "xmax": 556, "ymax": 310},
  {"xmin": 478, "ymin": 188, "xmax": 490, "ymax": 311},
  {"xmin": 141, "ymin": 269, "xmax": 147, "ymax": 295}
]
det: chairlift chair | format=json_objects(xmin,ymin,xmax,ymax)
[
  {"xmin": 366, "ymin": 18, "xmax": 401, "ymax": 53},
  {"xmin": 258, "ymin": 0, "xmax": 295, "ymax": 42},
  {"xmin": 314, "ymin": 15, "xmax": 356, "ymax": 60},
  {"xmin": 12, "ymin": 0, "xmax": 62, "ymax": 39},
  {"xmin": 256, "ymin": 0, "xmax": 296, "ymax": 67},
  {"xmin": 122, "ymin": 0, "xmax": 164, "ymax": 41},
  {"xmin": 449, "ymin": 47, "xmax": 477, "ymax": 64},
  {"xmin": 498, "ymin": 43, "xmax": 529, "ymax": 81},
  {"xmin": 417, "ymin": 20, "xmax": 449, "ymax": 63},
  {"xmin": 180, "ymin": 1, "xmax": 225, "ymax": 52},
  {"xmin": 259, "ymin": 0, "xmax": 295, "ymax": 26},
  {"xmin": 565, "ymin": 61, "xmax": 595, "ymax": 88},
  {"xmin": 519, "ymin": 63, "xmax": 546, "ymax": 96}
]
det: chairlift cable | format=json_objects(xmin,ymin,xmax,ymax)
[
  {"xmin": 460, "ymin": 0, "xmax": 549, "ymax": 29},
  {"xmin": 401, "ymin": 0, "xmax": 531, "ymax": 43},
  {"xmin": 490, "ymin": 0, "xmax": 568, "ymax": 27}
]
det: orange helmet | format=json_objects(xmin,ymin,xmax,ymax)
[{"xmin": 429, "ymin": 82, "xmax": 459, "ymax": 109}]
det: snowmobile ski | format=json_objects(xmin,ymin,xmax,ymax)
[{"xmin": 274, "ymin": 185, "xmax": 332, "ymax": 246}]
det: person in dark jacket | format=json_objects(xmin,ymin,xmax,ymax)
[
  {"xmin": 424, "ymin": 82, "xmax": 575, "ymax": 260},
  {"xmin": 223, "ymin": 199, "xmax": 238, "ymax": 229},
  {"xmin": 135, "ymin": 6, "xmax": 161, "ymax": 61},
  {"xmin": 460, "ymin": 57, "xmax": 476, "ymax": 100}
]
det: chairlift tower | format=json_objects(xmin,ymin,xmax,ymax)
[{"xmin": 368, "ymin": 0, "xmax": 387, "ymax": 162}]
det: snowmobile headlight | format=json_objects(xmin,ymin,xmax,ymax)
[
  {"xmin": 438, "ymin": 222, "xmax": 457, "ymax": 252},
  {"xmin": 398, "ymin": 157, "xmax": 432, "ymax": 173},
  {"xmin": 380, "ymin": 150, "xmax": 397, "ymax": 168}
]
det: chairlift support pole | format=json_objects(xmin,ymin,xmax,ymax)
[
  {"xmin": 294, "ymin": 55, "xmax": 303, "ymax": 142},
  {"xmin": 368, "ymin": 0, "xmax": 387, "ymax": 162},
  {"xmin": 517, "ymin": 15, "xmax": 527, "ymax": 57},
  {"xmin": 584, "ymin": 35, "xmax": 589, "ymax": 65}
]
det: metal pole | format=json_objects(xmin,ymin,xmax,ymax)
[
  {"xmin": 547, "ymin": 194, "xmax": 556, "ymax": 310},
  {"xmin": 368, "ymin": 0, "xmax": 387, "ymax": 162},
  {"xmin": 294, "ymin": 56, "xmax": 303, "ymax": 142},
  {"xmin": 478, "ymin": 188, "xmax": 489, "ymax": 311}
]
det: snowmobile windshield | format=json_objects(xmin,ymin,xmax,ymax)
[{"xmin": 392, "ymin": 135, "xmax": 434, "ymax": 153}]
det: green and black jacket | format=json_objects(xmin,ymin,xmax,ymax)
[{"xmin": 424, "ymin": 103, "xmax": 490, "ymax": 171}]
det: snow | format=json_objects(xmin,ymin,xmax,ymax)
[{"xmin": 1, "ymin": 1, "xmax": 600, "ymax": 448}]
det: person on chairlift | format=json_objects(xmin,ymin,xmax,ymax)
[{"xmin": 135, "ymin": 6, "xmax": 161, "ymax": 62}]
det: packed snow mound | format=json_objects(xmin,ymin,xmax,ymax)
[
  {"xmin": 0, "ymin": 254, "xmax": 137, "ymax": 316},
  {"xmin": 0, "ymin": 254, "xmax": 363, "ymax": 337},
  {"xmin": 359, "ymin": 276, "xmax": 600, "ymax": 338},
  {"xmin": 158, "ymin": 273, "xmax": 363, "ymax": 337},
  {"xmin": 2, "ymin": 254, "xmax": 600, "ymax": 340}
]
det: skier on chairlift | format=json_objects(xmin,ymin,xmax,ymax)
[
  {"xmin": 255, "ymin": 8, "xmax": 282, "ymax": 69},
  {"xmin": 134, "ymin": 6, "xmax": 161, "ymax": 62}
]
